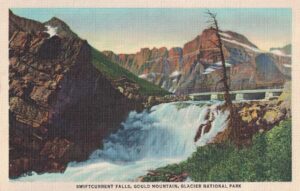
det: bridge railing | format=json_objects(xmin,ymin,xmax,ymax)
[{"xmin": 189, "ymin": 89, "xmax": 283, "ymax": 101}]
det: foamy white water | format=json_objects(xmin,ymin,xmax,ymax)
[{"xmin": 17, "ymin": 101, "xmax": 229, "ymax": 182}]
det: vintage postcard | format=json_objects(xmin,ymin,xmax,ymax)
[{"xmin": 1, "ymin": 0, "xmax": 299, "ymax": 190}]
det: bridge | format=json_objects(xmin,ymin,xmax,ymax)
[{"xmin": 189, "ymin": 89, "xmax": 283, "ymax": 101}]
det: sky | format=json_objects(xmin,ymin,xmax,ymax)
[{"xmin": 11, "ymin": 8, "xmax": 291, "ymax": 54}]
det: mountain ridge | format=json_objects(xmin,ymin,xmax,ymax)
[
  {"xmin": 9, "ymin": 10, "xmax": 45, "ymax": 38},
  {"xmin": 103, "ymin": 28, "xmax": 291, "ymax": 94}
]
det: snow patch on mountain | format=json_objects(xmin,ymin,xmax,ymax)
[
  {"xmin": 45, "ymin": 25, "xmax": 58, "ymax": 38},
  {"xmin": 203, "ymin": 61, "xmax": 232, "ymax": 75},
  {"xmin": 219, "ymin": 32, "xmax": 232, "ymax": 39},
  {"xmin": 214, "ymin": 61, "xmax": 232, "ymax": 67},
  {"xmin": 203, "ymin": 67, "xmax": 216, "ymax": 74},
  {"xmin": 270, "ymin": 50, "xmax": 291, "ymax": 57},
  {"xmin": 221, "ymin": 38, "xmax": 261, "ymax": 53},
  {"xmin": 169, "ymin": 70, "xmax": 181, "ymax": 78}
]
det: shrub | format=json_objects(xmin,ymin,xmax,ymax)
[{"xmin": 142, "ymin": 119, "xmax": 291, "ymax": 182}]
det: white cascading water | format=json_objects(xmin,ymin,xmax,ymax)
[{"xmin": 17, "ymin": 101, "xmax": 229, "ymax": 182}]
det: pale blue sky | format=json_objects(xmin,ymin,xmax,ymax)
[{"xmin": 11, "ymin": 8, "xmax": 291, "ymax": 54}]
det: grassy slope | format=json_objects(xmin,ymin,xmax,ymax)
[
  {"xmin": 143, "ymin": 119, "xmax": 291, "ymax": 182},
  {"xmin": 91, "ymin": 47, "xmax": 170, "ymax": 96}
]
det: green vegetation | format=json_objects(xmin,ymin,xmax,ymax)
[
  {"xmin": 279, "ymin": 81, "xmax": 291, "ymax": 102},
  {"xmin": 143, "ymin": 119, "xmax": 291, "ymax": 182},
  {"xmin": 91, "ymin": 47, "xmax": 170, "ymax": 96}
]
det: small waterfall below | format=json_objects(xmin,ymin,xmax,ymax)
[{"xmin": 18, "ymin": 101, "xmax": 229, "ymax": 182}]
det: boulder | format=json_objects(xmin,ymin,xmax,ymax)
[
  {"xmin": 263, "ymin": 109, "xmax": 283, "ymax": 125},
  {"xmin": 30, "ymin": 86, "xmax": 54, "ymax": 106},
  {"xmin": 40, "ymin": 138, "xmax": 73, "ymax": 161},
  {"xmin": 9, "ymin": 97, "xmax": 49, "ymax": 128}
]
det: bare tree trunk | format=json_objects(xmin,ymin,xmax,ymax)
[
  {"xmin": 214, "ymin": 22, "xmax": 232, "ymax": 106},
  {"xmin": 205, "ymin": 10, "xmax": 239, "ymax": 143}
]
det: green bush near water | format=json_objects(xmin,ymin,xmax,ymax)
[
  {"xmin": 143, "ymin": 119, "xmax": 291, "ymax": 182},
  {"xmin": 91, "ymin": 47, "xmax": 170, "ymax": 96}
]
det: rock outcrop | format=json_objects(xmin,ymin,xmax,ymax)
[
  {"xmin": 9, "ymin": 11, "xmax": 144, "ymax": 178},
  {"xmin": 104, "ymin": 29, "xmax": 291, "ymax": 94},
  {"xmin": 195, "ymin": 82, "xmax": 291, "ymax": 145}
]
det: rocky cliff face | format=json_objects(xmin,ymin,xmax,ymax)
[
  {"xmin": 103, "ymin": 29, "xmax": 291, "ymax": 94},
  {"xmin": 9, "ymin": 11, "xmax": 144, "ymax": 178}
]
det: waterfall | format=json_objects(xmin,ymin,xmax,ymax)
[{"xmin": 17, "ymin": 101, "xmax": 229, "ymax": 182}]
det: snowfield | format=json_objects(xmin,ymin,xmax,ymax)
[{"xmin": 45, "ymin": 25, "xmax": 58, "ymax": 38}]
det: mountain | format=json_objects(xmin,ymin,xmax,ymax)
[
  {"xmin": 103, "ymin": 29, "xmax": 291, "ymax": 94},
  {"xmin": 270, "ymin": 44, "xmax": 292, "ymax": 56},
  {"xmin": 43, "ymin": 17, "xmax": 78, "ymax": 38},
  {"xmin": 9, "ymin": 10, "xmax": 45, "ymax": 38},
  {"xmin": 8, "ymin": 11, "xmax": 168, "ymax": 178}
]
